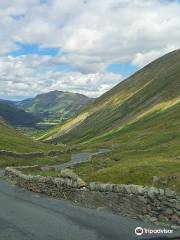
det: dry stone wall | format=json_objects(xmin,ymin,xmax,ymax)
[
  {"xmin": 5, "ymin": 166, "xmax": 180, "ymax": 228},
  {"xmin": 0, "ymin": 150, "xmax": 64, "ymax": 158}
]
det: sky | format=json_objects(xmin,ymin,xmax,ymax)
[{"xmin": 0, "ymin": 0, "xmax": 180, "ymax": 100}]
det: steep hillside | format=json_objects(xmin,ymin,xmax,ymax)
[
  {"xmin": 75, "ymin": 101, "xmax": 180, "ymax": 191},
  {"xmin": 0, "ymin": 118, "xmax": 52, "ymax": 153},
  {"xmin": 16, "ymin": 90, "xmax": 92, "ymax": 123},
  {"xmin": 0, "ymin": 118, "xmax": 70, "ymax": 168},
  {"xmin": 40, "ymin": 49, "xmax": 180, "ymax": 143},
  {"xmin": 0, "ymin": 102, "xmax": 39, "ymax": 127}
]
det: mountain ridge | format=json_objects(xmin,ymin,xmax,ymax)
[
  {"xmin": 40, "ymin": 49, "xmax": 180, "ymax": 143},
  {"xmin": 16, "ymin": 90, "xmax": 93, "ymax": 124}
]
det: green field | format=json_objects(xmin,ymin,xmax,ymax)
[{"xmin": 0, "ymin": 153, "xmax": 70, "ymax": 168}]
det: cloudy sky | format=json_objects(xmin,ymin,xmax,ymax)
[{"xmin": 0, "ymin": 0, "xmax": 180, "ymax": 100}]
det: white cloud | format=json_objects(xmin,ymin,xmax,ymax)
[
  {"xmin": 0, "ymin": 56, "xmax": 123, "ymax": 99},
  {"xmin": 0, "ymin": 0, "xmax": 180, "ymax": 98}
]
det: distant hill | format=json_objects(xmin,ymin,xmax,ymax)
[
  {"xmin": 40, "ymin": 49, "xmax": 180, "ymax": 143},
  {"xmin": 0, "ymin": 102, "xmax": 39, "ymax": 127},
  {"xmin": 16, "ymin": 91, "xmax": 93, "ymax": 123}
]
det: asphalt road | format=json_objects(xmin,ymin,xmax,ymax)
[
  {"xmin": 0, "ymin": 177, "xmax": 179, "ymax": 240},
  {"xmin": 42, "ymin": 149, "xmax": 111, "ymax": 171}
]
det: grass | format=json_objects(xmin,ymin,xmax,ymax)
[
  {"xmin": 0, "ymin": 153, "xmax": 70, "ymax": 168},
  {"xmin": 74, "ymin": 102, "xmax": 180, "ymax": 192},
  {"xmin": 75, "ymin": 156, "xmax": 180, "ymax": 192},
  {"xmin": 0, "ymin": 119, "xmax": 55, "ymax": 153},
  {"xmin": 22, "ymin": 168, "xmax": 61, "ymax": 177}
]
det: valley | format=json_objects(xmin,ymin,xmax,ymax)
[
  {"xmin": 0, "ymin": 50, "xmax": 180, "ymax": 231},
  {"xmin": 0, "ymin": 50, "xmax": 179, "ymax": 191},
  {"xmin": 33, "ymin": 50, "xmax": 180, "ymax": 193}
]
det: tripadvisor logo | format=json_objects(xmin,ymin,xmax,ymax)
[
  {"xmin": 135, "ymin": 227, "xmax": 143, "ymax": 236},
  {"xmin": 135, "ymin": 226, "xmax": 174, "ymax": 236}
]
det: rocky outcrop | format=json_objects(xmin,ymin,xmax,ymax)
[{"xmin": 5, "ymin": 166, "xmax": 180, "ymax": 228}]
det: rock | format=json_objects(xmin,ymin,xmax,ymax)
[
  {"xmin": 158, "ymin": 215, "xmax": 169, "ymax": 222},
  {"xmin": 165, "ymin": 188, "xmax": 175, "ymax": 197},
  {"xmin": 149, "ymin": 217, "xmax": 158, "ymax": 222},
  {"xmin": 112, "ymin": 184, "xmax": 123, "ymax": 193},
  {"xmin": 171, "ymin": 214, "xmax": 180, "ymax": 224},
  {"xmin": 174, "ymin": 202, "xmax": 180, "ymax": 211},
  {"xmin": 60, "ymin": 169, "xmax": 78, "ymax": 180},
  {"xmin": 96, "ymin": 207, "xmax": 108, "ymax": 212},
  {"xmin": 152, "ymin": 176, "xmax": 159, "ymax": 186},
  {"xmin": 164, "ymin": 208, "xmax": 174, "ymax": 216},
  {"xmin": 123, "ymin": 185, "xmax": 131, "ymax": 194},
  {"xmin": 76, "ymin": 178, "xmax": 86, "ymax": 188},
  {"xmin": 89, "ymin": 182, "xmax": 97, "ymax": 191},
  {"xmin": 138, "ymin": 196, "xmax": 147, "ymax": 204},
  {"xmin": 153, "ymin": 199, "xmax": 161, "ymax": 207},
  {"xmin": 159, "ymin": 188, "xmax": 165, "ymax": 196},
  {"xmin": 147, "ymin": 187, "xmax": 159, "ymax": 199},
  {"xmin": 136, "ymin": 185, "xmax": 144, "ymax": 195},
  {"xmin": 104, "ymin": 184, "xmax": 114, "ymax": 192},
  {"xmin": 97, "ymin": 183, "xmax": 107, "ymax": 192},
  {"xmin": 174, "ymin": 209, "xmax": 180, "ymax": 217}
]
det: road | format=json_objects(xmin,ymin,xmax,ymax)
[
  {"xmin": 42, "ymin": 149, "xmax": 111, "ymax": 171},
  {"xmin": 0, "ymin": 177, "xmax": 180, "ymax": 240}
]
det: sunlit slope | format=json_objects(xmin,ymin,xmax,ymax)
[
  {"xmin": 0, "ymin": 119, "xmax": 52, "ymax": 153},
  {"xmin": 75, "ymin": 102, "xmax": 180, "ymax": 191},
  {"xmin": 88, "ymin": 101, "xmax": 180, "ymax": 152},
  {"xmin": 40, "ymin": 49, "xmax": 180, "ymax": 143}
]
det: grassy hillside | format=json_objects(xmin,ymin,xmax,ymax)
[
  {"xmin": 0, "ymin": 118, "xmax": 70, "ymax": 168},
  {"xmin": 16, "ymin": 90, "xmax": 92, "ymax": 124},
  {"xmin": 0, "ymin": 118, "xmax": 52, "ymax": 153},
  {"xmin": 75, "ymin": 101, "xmax": 180, "ymax": 191},
  {"xmin": 40, "ymin": 50, "xmax": 180, "ymax": 143},
  {"xmin": 0, "ymin": 102, "xmax": 39, "ymax": 127}
]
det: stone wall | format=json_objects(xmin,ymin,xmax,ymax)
[
  {"xmin": 5, "ymin": 166, "xmax": 180, "ymax": 228},
  {"xmin": 0, "ymin": 150, "xmax": 64, "ymax": 158}
]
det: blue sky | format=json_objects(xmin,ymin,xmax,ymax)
[
  {"xmin": 9, "ymin": 43, "xmax": 139, "ymax": 77},
  {"xmin": 10, "ymin": 43, "xmax": 59, "ymax": 57}
]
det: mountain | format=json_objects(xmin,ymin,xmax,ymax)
[
  {"xmin": 40, "ymin": 49, "xmax": 180, "ymax": 144},
  {"xmin": 38, "ymin": 50, "xmax": 180, "ymax": 191},
  {"xmin": 0, "ymin": 102, "xmax": 39, "ymax": 127},
  {"xmin": 16, "ymin": 91, "xmax": 92, "ymax": 123}
]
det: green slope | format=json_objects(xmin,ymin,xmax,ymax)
[
  {"xmin": 0, "ymin": 119, "xmax": 52, "ymax": 153},
  {"xmin": 75, "ymin": 102, "xmax": 180, "ymax": 191},
  {"xmin": 40, "ymin": 49, "xmax": 180, "ymax": 143},
  {"xmin": 0, "ymin": 102, "xmax": 39, "ymax": 127},
  {"xmin": 0, "ymin": 118, "xmax": 71, "ymax": 168},
  {"xmin": 16, "ymin": 90, "xmax": 92, "ymax": 124}
]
